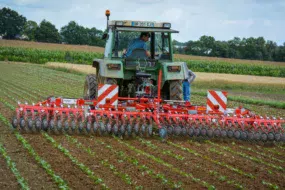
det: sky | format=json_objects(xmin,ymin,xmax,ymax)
[{"xmin": 1, "ymin": 0, "xmax": 285, "ymax": 45}]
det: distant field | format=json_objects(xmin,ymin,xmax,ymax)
[
  {"xmin": 0, "ymin": 39, "xmax": 105, "ymax": 53},
  {"xmin": 46, "ymin": 62, "xmax": 95, "ymax": 74},
  {"xmin": 174, "ymin": 54, "xmax": 285, "ymax": 67},
  {"xmin": 1, "ymin": 44, "xmax": 284, "ymax": 77},
  {"xmin": 1, "ymin": 39, "xmax": 285, "ymax": 67},
  {"xmin": 45, "ymin": 62, "xmax": 285, "ymax": 85}
]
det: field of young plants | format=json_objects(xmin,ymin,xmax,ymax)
[
  {"xmin": 0, "ymin": 61, "xmax": 285, "ymax": 190},
  {"xmin": 0, "ymin": 40, "xmax": 285, "ymax": 77}
]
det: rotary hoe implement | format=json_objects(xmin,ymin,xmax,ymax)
[
  {"xmin": 11, "ymin": 11, "xmax": 285, "ymax": 142},
  {"xmin": 12, "ymin": 70, "xmax": 285, "ymax": 142}
]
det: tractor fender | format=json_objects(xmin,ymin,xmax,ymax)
[
  {"xmin": 92, "ymin": 59, "xmax": 102, "ymax": 74},
  {"xmin": 93, "ymin": 59, "xmax": 124, "ymax": 79},
  {"xmin": 162, "ymin": 62, "xmax": 188, "ymax": 81}
]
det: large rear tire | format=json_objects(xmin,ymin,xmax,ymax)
[
  {"xmin": 83, "ymin": 74, "xmax": 98, "ymax": 100},
  {"xmin": 169, "ymin": 80, "xmax": 183, "ymax": 100}
]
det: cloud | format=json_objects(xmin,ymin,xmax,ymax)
[
  {"xmin": 12, "ymin": 0, "xmax": 41, "ymax": 5},
  {"xmin": 222, "ymin": 19, "xmax": 254, "ymax": 27},
  {"xmin": 124, "ymin": 0, "xmax": 163, "ymax": 4},
  {"xmin": 160, "ymin": 8, "xmax": 183, "ymax": 22},
  {"xmin": 263, "ymin": 19, "xmax": 272, "ymax": 27},
  {"xmin": 0, "ymin": 0, "xmax": 284, "ymax": 45}
]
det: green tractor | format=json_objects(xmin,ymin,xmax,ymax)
[{"xmin": 83, "ymin": 10, "xmax": 189, "ymax": 101}]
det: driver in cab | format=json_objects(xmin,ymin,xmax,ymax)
[{"xmin": 123, "ymin": 32, "xmax": 151, "ymax": 58}]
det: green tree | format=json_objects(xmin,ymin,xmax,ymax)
[
  {"xmin": 265, "ymin": 40, "xmax": 277, "ymax": 61},
  {"xmin": 274, "ymin": 43, "xmax": 285, "ymax": 62},
  {"xmin": 185, "ymin": 40, "xmax": 202, "ymax": 55},
  {"xmin": 23, "ymin": 20, "xmax": 38, "ymax": 41},
  {"xmin": 87, "ymin": 27, "xmax": 105, "ymax": 47},
  {"xmin": 0, "ymin": 7, "xmax": 26, "ymax": 39},
  {"xmin": 35, "ymin": 19, "xmax": 60, "ymax": 43},
  {"xmin": 60, "ymin": 21, "xmax": 88, "ymax": 44},
  {"xmin": 60, "ymin": 21, "xmax": 105, "ymax": 46},
  {"xmin": 228, "ymin": 37, "xmax": 242, "ymax": 58},
  {"xmin": 213, "ymin": 41, "xmax": 229, "ymax": 58},
  {"xmin": 199, "ymin": 35, "xmax": 215, "ymax": 56}
]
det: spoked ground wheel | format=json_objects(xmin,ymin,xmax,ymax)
[
  {"xmin": 240, "ymin": 131, "xmax": 248, "ymax": 140},
  {"xmin": 159, "ymin": 127, "xmax": 167, "ymax": 139},
  {"xmin": 12, "ymin": 117, "xmax": 18, "ymax": 128}
]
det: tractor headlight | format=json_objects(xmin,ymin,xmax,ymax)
[
  {"xmin": 167, "ymin": 66, "xmax": 181, "ymax": 72},
  {"xmin": 107, "ymin": 64, "xmax": 121, "ymax": 70},
  {"xmin": 163, "ymin": 23, "xmax": 171, "ymax": 28}
]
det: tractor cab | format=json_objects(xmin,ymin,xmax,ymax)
[
  {"xmin": 90, "ymin": 10, "xmax": 188, "ymax": 100},
  {"xmin": 104, "ymin": 20, "xmax": 179, "ymax": 62}
]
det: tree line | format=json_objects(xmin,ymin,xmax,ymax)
[
  {"xmin": 0, "ymin": 7, "xmax": 105, "ymax": 47},
  {"xmin": 1, "ymin": 7, "xmax": 285, "ymax": 62},
  {"xmin": 173, "ymin": 36, "xmax": 285, "ymax": 62}
]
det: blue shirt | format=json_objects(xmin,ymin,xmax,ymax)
[{"xmin": 124, "ymin": 38, "xmax": 147, "ymax": 57}]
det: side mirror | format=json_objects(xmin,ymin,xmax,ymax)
[{"xmin": 102, "ymin": 33, "xmax": 108, "ymax": 40}]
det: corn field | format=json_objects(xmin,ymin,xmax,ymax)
[{"xmin": 1, "ymin": 46, "xmax": 284, "ymax": 77}]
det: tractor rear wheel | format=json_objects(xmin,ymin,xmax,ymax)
[
  {"xmin": 169, "ymin": 80, "xmax": 183, "ymax": 100},
  {"xmin": 83, "ymin": 74, "xmax": 98, "ymax": 100}
]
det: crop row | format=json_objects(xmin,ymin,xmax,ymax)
[
  {"xmin": 93, "ymin": 138, "xmax": 183, "ymax": 188},
  {"xmin": 168, "ymin": 141, "xmax": 255, "ymax": 179},
  {"xmin": 206, "ymin": 145, "xmax": 281, "ymax": 189},
  {"xmin": 139, "ymin": 138, "xmax": 244, "ymax": 189},
  {"xmin": 114, "ymin": 136, "xmax": 216, "ymax": 189},
  {"xmin": 238, "ymin": 145, "xmax": 284, "ymax": 164},
  {"xmin": 1, "ymin": 46, "xmax": 284, "ymax": 77},
  {"xmin": 0, "ymin": 46, "xmax": 102, "ymax": 64},
  {"xmin": 64, "ymin": 135, "xmax": 143, "ymax": 189},
  {"xmin": 0, "ymin": 112, "xmax": 69, "ymax": 189},
  {"xmin": 261, "ymin": 146, "xmax": 285, "ymax": 157},
  {"xmin": 138, "ymin": 138, "xmax": 185, "ymax": 161},
  {"xmin": 206, "ymin": 141, "xmax": 284, "ymax": 172},
  {"xmin": 182, "ymin": 59, "xmax": 285, "ymax": 77},
  {"xmin": 0, "ymin": 73, "xmax": 77, "ymax": 100},
  {"xmin": 0, "ymin": 79, "xmax": 39, "ymax": 100},
  {"xmin": 276, "ymin": 145, "xmax": 285, "ymax": 151},
  {"xmin": 0, "ymin": 143, "xmax": 30, "ymax": 190},
  {"xmin": 0, "ymin": 65, "xmax": 82, "ymax": 92},
  {"xmin": 16, "ymin": 63, "xmax": 83, "ymax": 82},
  {"xmin": 42, "ymin": 133, "xmax": 109, "ymax": 189}
]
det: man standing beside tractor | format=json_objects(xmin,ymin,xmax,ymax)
[{"xmin": 183, "ymin": 68, "xmax": 196, "ymax": 102}]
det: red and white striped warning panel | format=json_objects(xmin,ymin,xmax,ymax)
[
  {"xmin": 97, "ymin": 84, "xmax": 118, "ymax": 106},
  {"xmin": 207, "ymin": 90, "xmax": 228, "ymax": 112}
]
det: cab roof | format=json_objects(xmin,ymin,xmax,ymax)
[{"xmin": 108, "ymin": 20, "xmax": 179, "ymax": 33}]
